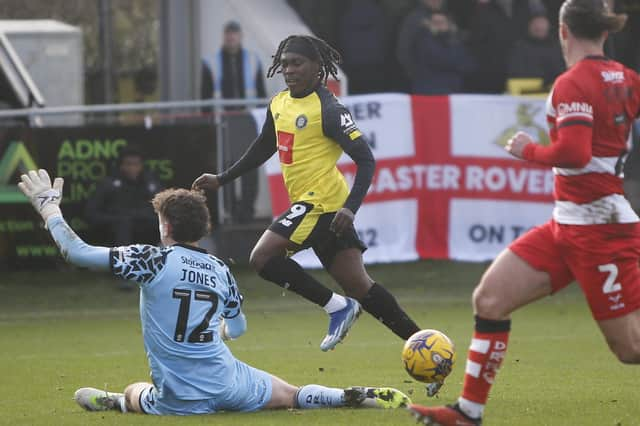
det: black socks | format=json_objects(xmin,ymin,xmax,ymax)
[
  {"xmin": 258, "ymin": 256, "xmax": 333, "ymax": 307},
  {"xmin": 474, "ymin": 315, "xmax": 511, "ymax": 333},
  {"xmin": 259, "ymin": 258, "xmax": 420, "ymax": 341},
  {"xmin": 360, "ymin": 283, "xmax": 420, "ymax": 339}
]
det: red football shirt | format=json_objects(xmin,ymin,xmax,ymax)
[{"xmin": 523, "ymin": 56, "xmax": 640, "ymax": 224}]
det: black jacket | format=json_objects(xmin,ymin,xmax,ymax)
[
  {"xmin": 85, "ymin": 171, "xmax": 163, "ymax": 226},
  {"xmin": 507, "ymin": 36, "xmax": 565, "ymax": 86}
]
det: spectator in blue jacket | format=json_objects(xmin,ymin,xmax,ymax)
[
  {"xmin": 201, "ymin": 21, "xmax": 266, "ymax": 105},
  {"xmin": 201, "ymin": 21, "xmax": 265, "ymax": 223}
]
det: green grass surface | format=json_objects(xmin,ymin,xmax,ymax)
[{"xmin": 1, "ymin": 260, "xmax": 639, "ymax": 425}]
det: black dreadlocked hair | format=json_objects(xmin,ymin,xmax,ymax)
[{"xmin": 267, "ymin": 35, "xmax": 341, "ymax": 85}]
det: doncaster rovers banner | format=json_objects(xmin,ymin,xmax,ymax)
[{"xmin": 252, "ymin": 94, "xmax": 554, "ymax": 266}]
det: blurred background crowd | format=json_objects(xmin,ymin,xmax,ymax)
[
  {"xmin": 295, "ymin": 0, "xmax": 640, "ymax": 95},
  {"xmin": 0, "ymin": 0, "xmax": 638, "ymax": 107},
  {"xmin": 1, "ymin": 0, "xmax": 640, "ymax": 270}
]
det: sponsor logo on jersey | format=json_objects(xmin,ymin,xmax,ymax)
[
  {"xmin": 340, "ymin": 112, "xmax": 354, "ymax": 128},
  {"xmin": 556, "ymin": 102, "xmax": 593, "ymax": 117},
  {"xmin": 614, "ymin": 113, "xmax": 626, "ymax": 125},
  {"xmin": 181, "ymin": 256, "xmax": 213, "ymax": 270},
  {"xmin": 601, "ymin": 70, "xmax": 625, "ymax": 83},
  {"xmin": 340, "ymin": 111, "xmax": 359, "ymax": 135},
  {"xmin": 608, "ymin": 293, "xmax": 625, "ymax": 311},
  {"xmin": 295, "ymin": 114, "xmax": 307, "ymax": 129}
]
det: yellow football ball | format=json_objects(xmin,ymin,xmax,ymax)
[{"xmin": 402, "ymin": 329, "xmax": 456, "ymax": 383}]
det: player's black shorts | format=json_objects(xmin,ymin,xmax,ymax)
[{"xmin": 268, "ymin": 201, "xmax": 367, "ymax": 268}]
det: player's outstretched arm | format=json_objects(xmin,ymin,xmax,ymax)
[
  {"xmin": 18, "ymin": 169, "xmax": 110, "ymax": 271},
  {"xmin": 506, "ymin": 128, "xmax": 591, "ymax": 168},
  {"xmin": 192, "ymin": 107, "xmax": 277, "ymax": 191}
]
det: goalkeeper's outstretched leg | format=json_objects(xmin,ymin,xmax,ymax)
[{"xmin": 76, "ymin": 376, "xmax": 411, "ymax": 415}]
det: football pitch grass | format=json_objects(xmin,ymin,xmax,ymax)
[{"xmin": 1, "ymin": 260, "xmax": 639, "ymax": 426}]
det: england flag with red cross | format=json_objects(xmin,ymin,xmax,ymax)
[{"xmin": 254, "ymin": 93, "xmax": 555, "ymax": 267}]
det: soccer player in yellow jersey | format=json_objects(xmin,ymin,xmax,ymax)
[{"xmin": 193, "ymin": 35, "xmax": 421, "ymax": 352}]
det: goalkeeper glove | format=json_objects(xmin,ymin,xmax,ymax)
[{"xmin": 17, "ymin": 169, "xmax": 64, "ymax": 223}]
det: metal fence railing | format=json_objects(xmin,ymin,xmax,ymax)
[{"xmin": 0, "ymin": 98, "xmax": 271, "ymax": 226}]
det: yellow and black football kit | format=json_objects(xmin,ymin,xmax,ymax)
[{"xmin": 218, "ymin": 84, "xmax": 375, "ymax": 267}]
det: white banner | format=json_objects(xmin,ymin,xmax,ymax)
[
  {"xmin": 450, "ymin": 95, "xmax": 549, "ymax": 158},
  {"xmin": 258, "ymin": 93, "xmax": 555, "ymax": 266},
  {"xmin": 448, "ymin": 199, "xmax": 552, "ymax": 261},
  {"xmin": 291, "ymin": 199, "xmax": 419, "ymax": 267}
]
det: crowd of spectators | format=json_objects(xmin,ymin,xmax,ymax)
[{"xmin": 289, "ymin": 0, "xmax": 640, "ymax": 95}]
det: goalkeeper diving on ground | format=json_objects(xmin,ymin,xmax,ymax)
[{"xmin": 17, "ymin": 169, "xmax": 411, "ymax": 415}]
